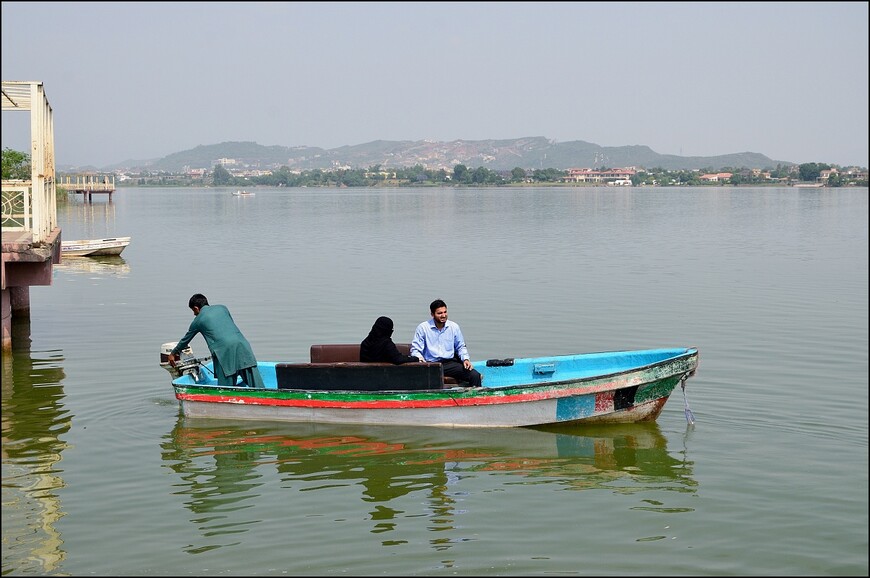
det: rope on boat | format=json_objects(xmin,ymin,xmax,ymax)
[{"xmin": 680, "ymin": 373, "xmax": 695, "ymax": 425}]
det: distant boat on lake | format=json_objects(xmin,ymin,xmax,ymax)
[{"xmin": 232, "ymin": 190, "xmax": 255, "ymax": 196}]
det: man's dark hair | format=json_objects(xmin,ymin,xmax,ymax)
[
  {"xmin": 189, "ymin": 293, "xmax": 209, "ymax": 309},
  {"xmin": 430, "ymin": 299, "xmax": 446, "ymax": 314}
]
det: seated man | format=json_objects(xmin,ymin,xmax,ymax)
[{"xmin": 410, "ymin": 299, "xmax": 482, "ymax": 387}]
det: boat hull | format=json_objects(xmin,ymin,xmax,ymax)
[
  {"xmin": 170, "ymin": 348, "xmax": 698, "ymax": 428},
  {"xmin": 61, "ymin": 237, "xmax": 130, "ymax": 257}
]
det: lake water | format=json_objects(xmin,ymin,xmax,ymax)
[{"xmin": 2, "ymin": 186, "xmax": 867, "ymax": 576}]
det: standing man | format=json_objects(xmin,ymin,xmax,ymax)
[
  {"xmin": 167, "ymin": 293, "xmax": 265, "ymax": 388},
  {"xmin": 410, "ymin": 299, "xmax": 482, "ymax": 387}
]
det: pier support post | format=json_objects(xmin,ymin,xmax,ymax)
[
  {"xmin": 1, "ymin": 288, "xmax": 11, "ymax": 351},
  {"xmin": 1, "ymin": 287, "xmax": 31, "ymax": 351},
  {"xmin": 11, "ymin": 286, "xmax": 31, "ymax": 315}
]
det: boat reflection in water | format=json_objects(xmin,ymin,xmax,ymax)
[
  {"xmin": 162, "ymin": 417, "xmax": 696, "ymax": 549},
  {"xmin": 54, "ymin": 255, "xmax": 130, "ymax": 277}
]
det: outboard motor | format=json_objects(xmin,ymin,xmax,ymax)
[{"xmin": 160, "ymin": 342, "xmax": 210, "ymax": 382}]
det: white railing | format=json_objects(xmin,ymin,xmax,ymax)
[
  {"xmin": 1, "ymin": 179, "xmax": 55, "ymax": 242},
  {"xmin": 1, "ymin": 180, "xmax": 32, "ymax": 230}
]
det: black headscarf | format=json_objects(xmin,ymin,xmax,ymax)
[{"xmin": 360, "ymin": 316, "xmax": 419, "ymax": 364}]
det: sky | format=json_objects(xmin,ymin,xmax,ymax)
[{"xmin": 2, "ymin": 2, "xmax": 868, "ymax": 169}]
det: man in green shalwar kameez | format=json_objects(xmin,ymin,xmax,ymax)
[{"xmin": 168, "ymin": 293, "xmax": 265, "ymax": 388}]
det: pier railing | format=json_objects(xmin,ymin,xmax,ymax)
[
  {"xmin": 0, "ymin": 177, "xmax": 57, "ymax": 245},
  {"xmin": 0, "ymin": 179, "xmax": 56, "ymax": 241},
  {"xmin": 60, "ymin": 174, "xmax": 116, "ymax": 192}
]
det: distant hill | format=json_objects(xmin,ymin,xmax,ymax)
[{"xmin": 97, "ymin": 137, "xmax": 792, "ymax": 172}]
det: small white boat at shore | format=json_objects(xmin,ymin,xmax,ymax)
[{"xmin": 61, "ymin": 236, "xmax": 131, "ymax": 257}]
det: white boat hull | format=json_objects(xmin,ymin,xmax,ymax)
[
  {"xmin": 177, "ymin": 394, "xmax": 669, "ymax": 427},
  {"xmin": 61, "ymin": 237, "xmax": 131, "ymax": 257}
]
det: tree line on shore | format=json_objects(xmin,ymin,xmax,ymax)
[
  {"xmin": 159, "ymin": 161, "xmax": 869, "ymax": 188},
  {"xmin": 2, "ymin": 147, "xmax": 868, "ymax": 188}
]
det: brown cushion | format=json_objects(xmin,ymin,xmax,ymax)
[
  {"xmin": 309, "ymin": 343, "xmax": 457, "ymax": 384},
  {"xmin": 310, "ymin": 344, "xmax": 362, "ymax": 363},
  {"xmin": 310, "ymin": 343, "xmax": 413, "ymax": 362}
]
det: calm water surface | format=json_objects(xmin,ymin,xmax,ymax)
[{"xmin": 2, "ymin": 186, "xmax": 867, "ymax": 576}]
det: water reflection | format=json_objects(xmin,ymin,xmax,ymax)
[
  {"xmin": 61, "ymin": 196, "xmax": 120, "ymax": 240},
  {"xmin": 54, "ymin": 255, "xmax": 130, "ymax": 277},
  {"xmin": 527, "ymin": 423, "xmax": 698, "ymax": 497},
  {"xmin": 161, "ymin": 417, "xmax": 696, "ymax": 549},
  {"xmin": 1, "ymin": 336, "xmax": 70, "ymax": 574}
]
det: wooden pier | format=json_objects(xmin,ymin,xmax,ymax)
[{"xmin": 60, "ymin": 174, "xmax": 116, "ymax": 202}]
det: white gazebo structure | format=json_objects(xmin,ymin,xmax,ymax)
[{"xmin": 1, "ymin": 80, "xmax": 61, "ymax": 350}]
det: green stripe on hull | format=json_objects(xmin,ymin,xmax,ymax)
[{"xmin": 635, "ymin": 375, "xmax": 680, "ymax": 405}]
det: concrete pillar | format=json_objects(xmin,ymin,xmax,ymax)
[
  {"xmin": 11, "ymin": 286, "xmax": 31, "ymax": 315},
  {"xmin": 2, "ymin": 287, "xmax": 31, "ymax": 351},
  {"xmin": 10, "ymin": 308, "xmax": 32, "ymax": 351},
  {"xmin": 1, "ymin": 288, "xmax": 10, "ymax": 351}
]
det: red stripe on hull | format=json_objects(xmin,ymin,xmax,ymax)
[{"xmin": 175, "ymin": 375, "xmax": 659, "ymax": 409}]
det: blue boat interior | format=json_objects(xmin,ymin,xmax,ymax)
[
  {"xmin": 475, "ymin": 347, "xmax": 695, "ymax": 388},
  {"xmin": 172, "ymin": 347, "xmax": 696, "ymax": 391}
]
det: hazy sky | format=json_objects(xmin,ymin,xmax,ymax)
[{"xmin": 2, "ymin": 2, "xmax": 868, "ymax": 168}]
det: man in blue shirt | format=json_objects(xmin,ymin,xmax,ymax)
[{"xmin": 410, "ymin": 299, "xmax": 482, "ymax": 387}]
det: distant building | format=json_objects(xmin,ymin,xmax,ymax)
[
  {"xmin": 819, "ymin": 168, "xmax": 838, "ymax": 182},
  {"xmin": 842, "ymin": 167, "xmax": 868, "ymax": 181},
  {"xmin": 562, "ymin": 167, "xmax": 637, "ymax": 184},
  {"xmin": 699, "ymin": 172, "xmax": 733, "ymax": 182}
]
